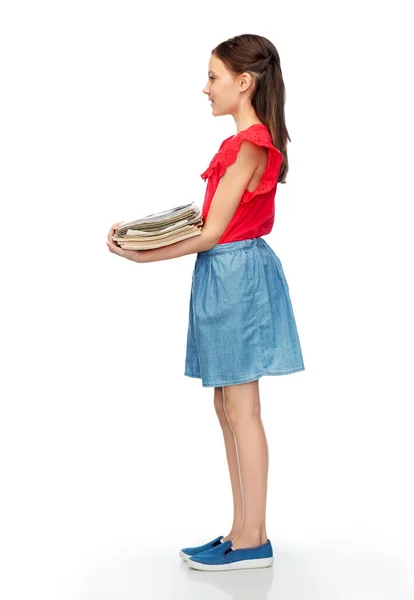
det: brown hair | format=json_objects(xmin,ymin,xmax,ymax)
[{"xmin": 211, "ymin": 33, "xmax": 290, "ymax": 183}]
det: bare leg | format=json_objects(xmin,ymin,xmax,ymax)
[
  {"xmin": 214, "ymin": 386, "xmax": 244, "ymax": 541},
  {"xmin": 222, "ymin": 380, "xmax": 269, "ymax": 549}
]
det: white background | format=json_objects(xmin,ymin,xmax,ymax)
[{"xmin": 1, "ymin": 0, "xmax": 413, "ymax": 598}]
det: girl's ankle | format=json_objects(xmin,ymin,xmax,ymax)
[{"xmin": 222, "ymin": 531, "xmax": 241, "ymax": 542}]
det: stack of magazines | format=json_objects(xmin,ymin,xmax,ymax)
[{"xmin": 112, "ymin": 202, "xmax": 204, "ymax": 250}]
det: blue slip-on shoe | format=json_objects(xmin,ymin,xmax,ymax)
[
  {"xmin": 186, "ymin": 539, "xmax": 274, "ymax": 571},
  {"xmin": 179, "ymin": 535, "xmax": 225, "ymax": 561}
]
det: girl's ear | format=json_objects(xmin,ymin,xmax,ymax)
[{"xmin": 239, "ymin": 72, "xmax": 253, "ymax": 93}]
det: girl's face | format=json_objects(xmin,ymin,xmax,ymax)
[{"xmin": 202, "ymin": 55, "xmax": 252, "ymax": 116}]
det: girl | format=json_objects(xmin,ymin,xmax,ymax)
[{"xmin": 107, "ymin": 33, "xmax": 305, "ymax": 571}]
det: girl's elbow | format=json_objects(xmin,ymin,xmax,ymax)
[{"xmin": 201, "ymin": 230, "xmax": 220, "ymax": 251}]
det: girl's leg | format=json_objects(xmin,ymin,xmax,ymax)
[
  {"xmin": 214, "ymin": 386, "xmax": 244, "ymax": 541},
  {"xmin": 222, "ymin": 379, "xmax": 269, "ymax": 549}
]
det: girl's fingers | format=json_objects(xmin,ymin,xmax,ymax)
[
  {"xmin": 107, "ymin": 221, "xmax": 126, "ymax": 254},
  {"xmin": 107, "ymin": 222, "xmax": 123, "ymax": 242}
]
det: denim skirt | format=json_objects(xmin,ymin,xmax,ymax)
[{"xmin": 184, "ymin": 237, "xmax": 305, "ymax": 387}]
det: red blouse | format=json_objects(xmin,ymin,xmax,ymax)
[{"xmin": 200, "ymin": 123, "xmax": 283, "ymax": 245}]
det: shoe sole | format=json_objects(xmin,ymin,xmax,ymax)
[{"xmin": 186, "ymin": 556, "xmax": 274, "ymax": 571}]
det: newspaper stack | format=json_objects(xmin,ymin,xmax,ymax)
[{"xmin": 112, "ymin": 202, "xmax": 204, "ymax": 250}]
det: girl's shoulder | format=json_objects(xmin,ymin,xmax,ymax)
[
  {"xmin": 201, "ymin": 124, "xmax": 283, "ymax": 190},
  {"xmin": 219, "ymin": 124, "xmax": 279, "ymax": 155},
  {"xmin": 217, "ymin": 125, "xmax": 282, "ymax": 165}
]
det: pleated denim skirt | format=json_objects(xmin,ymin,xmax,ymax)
[{"xmin": 184, "ymin": 237, "xmax": 305, "ymax": 387}]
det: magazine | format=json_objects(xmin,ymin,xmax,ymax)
[{"xmin": 112, "ymin": 202, "xmax": 203, "ymax": 250}]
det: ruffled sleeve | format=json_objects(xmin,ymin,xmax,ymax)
[
  {"xmin": 200, "ymin": 135, "xmax": 233, "ymax": 182},
  {"xmin": 200, "ymin": 126, "xmax": 283, "ymax": 204}
]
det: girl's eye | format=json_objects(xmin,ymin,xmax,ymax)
[{"xmin": 209, "ymin": 76, "xmax": 215, "ymax": 80}]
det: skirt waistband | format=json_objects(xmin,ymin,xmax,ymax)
[{"xmin": 198, "ymin": 237, "xmax": 266, "ymax": 257}]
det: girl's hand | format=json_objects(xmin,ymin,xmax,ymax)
[{"xmin": 106, "ymin": 222, "xmax": 147, "ymax": 262}]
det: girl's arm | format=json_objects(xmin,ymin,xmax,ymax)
[
  {"xmin": 135, "ymin": 229, "xmax": 216, "ymax": 263},
  {"xmin": 107, "ymin": 219, "xmax": 215, "ymax": 263},
  {"xmin": 137, "ymin": 140, "xmax": 261, "ymax": 264}
]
